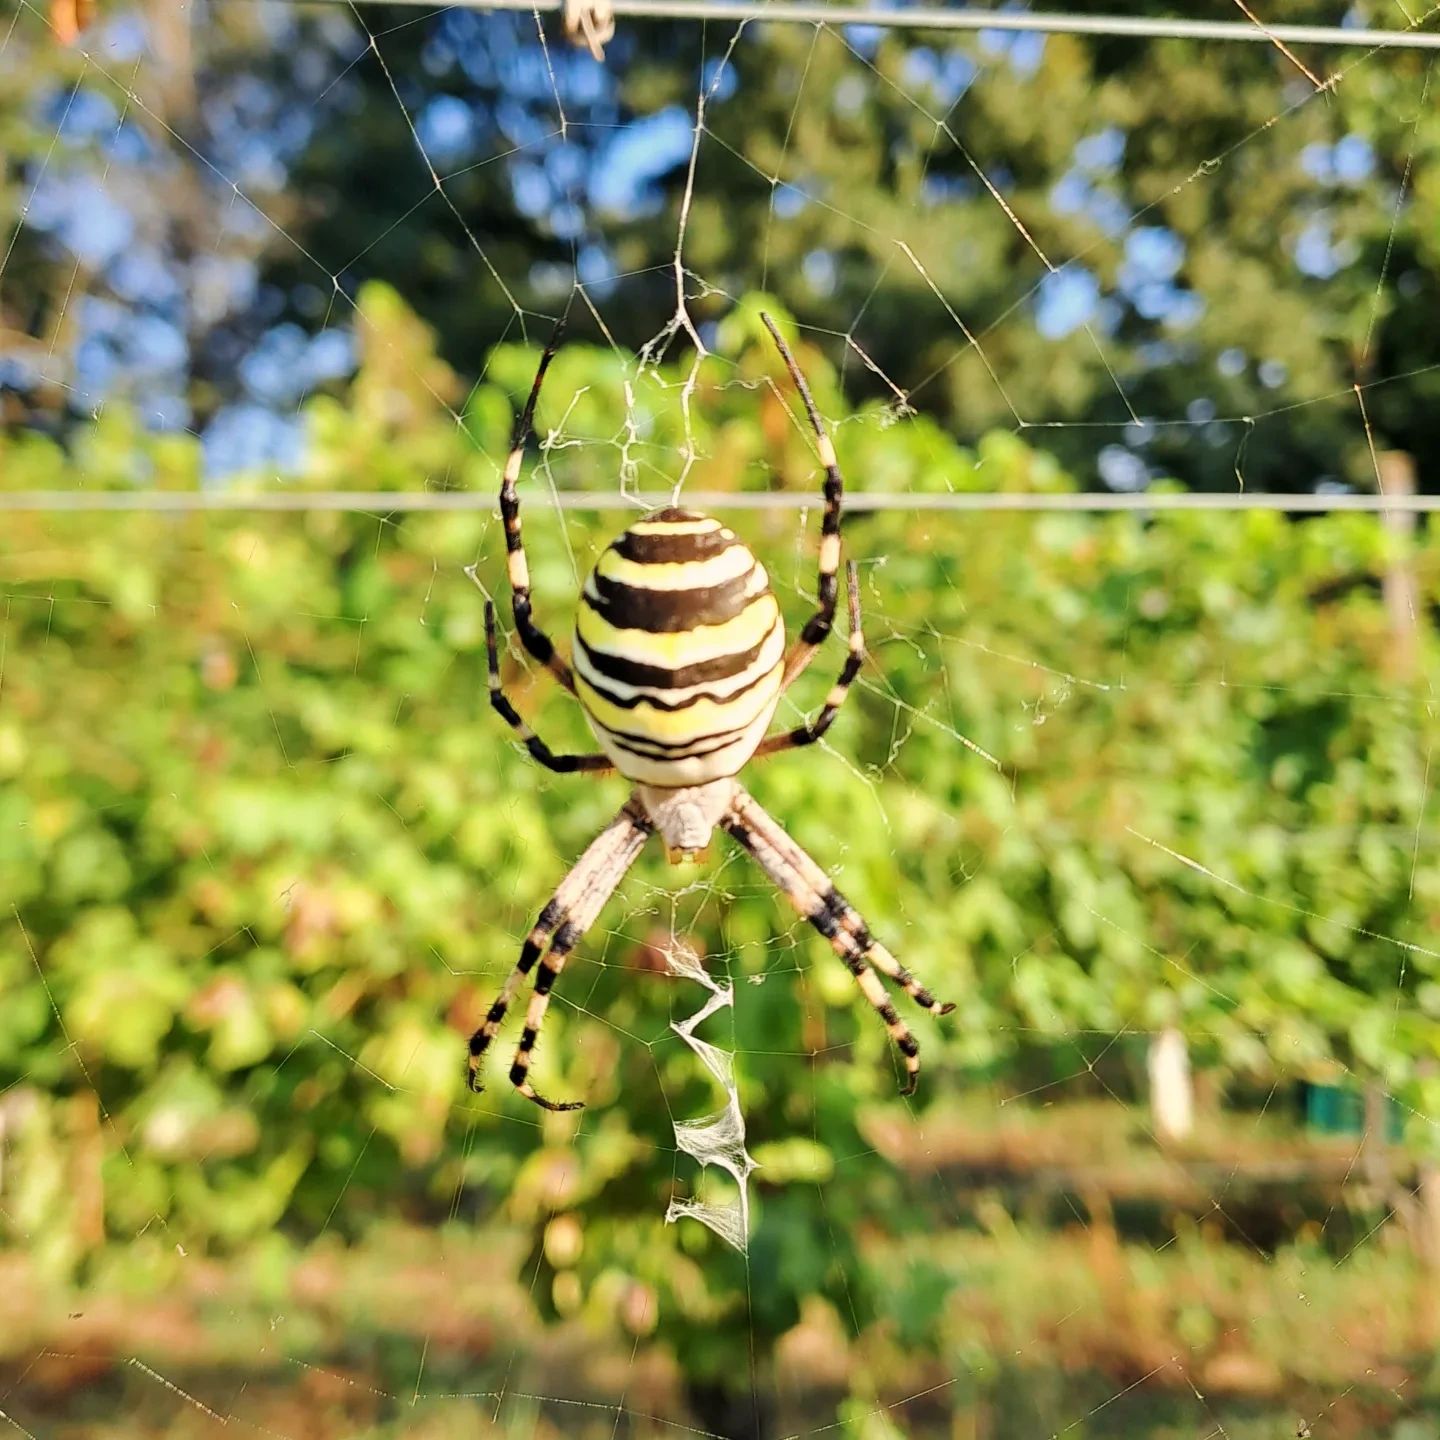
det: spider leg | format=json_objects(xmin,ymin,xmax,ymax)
[
  {"xmin": 757, "ymin": 562, "xmax": 863, "ymax": 758},
  {"xmin": 722, "ymin": 785, "xmax": 953, "ymax": 1097},
  {"xmin": 499, "ymin": 314, "xmax": 577, "ymax": 693},
  {"xmin": 466, "ymin": 798, "xmax": 652, "ymax": 1109},
  {"xmin": 760, "ymin": 312, "xmax": 844, "ymax": 692},
  {"xmin": 508, "ymin": 919, "xmax": 598, "ymax": 1111},
  {"xmin": 483, "ymin": 599, "xmax": 612, "ymax": 774}
]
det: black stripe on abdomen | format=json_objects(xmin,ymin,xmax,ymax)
[
  {"xmin": 575, "ymin": 658, "xmax": 780, "ymax": 713},
  {"xmin": 585, "ymin": 567, "xmax": 758, "ymax": 632},
  {"xmin": 575, "ymin": 631, "xmax": 772, "ymax": 690},
  {"xmin": 590, "ymin": 718, "xmax": 756, "ymax": 762},
  {"xmin": 611, "ymin": 528, "xmax": 738, "ymax": 565}
]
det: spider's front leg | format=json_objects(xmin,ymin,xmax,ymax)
[
  {"xmin": 760, "ymin": 311, "xmax": 845, "ymax": 690},
  {"xmin": 466, "ymin": 799, "xmax": 652, "ymax": 1110},
  {"xmin": 723, "ymin": 785, "xmax": 954, "ymax": 1097},
  {"xmin": 480, "ymin": 596, "xmax": 612, "ymax": 775},
  {"xmin": 498, "ymin": 315, "xmax": 578, "ymax": 693},
  {"xmin": 757, "ymin": 561, "xmax": 864, "ymax": 758}
]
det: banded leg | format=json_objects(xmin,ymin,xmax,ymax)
[
  {"xmin": 507, "ymin": 917, "xmax": 590, "ymax": 1111},
  {"xmin": 760, "ymin": 312, "xmax": 844, "ymax": 690},
  {"xmin": 485, "ymin": 600, "xmax": 612, "ymax": 775},
  {"xmin": 757, "ymin": 562, "xmax": 864, "ymax": 757},
  {"xmin": 722, "ymin": 785, "xmax": 953, "ymax": 1096},
  {"xmin": 510, "ymin": 804, "xmax": 653, "ymax": 1109},
  {"xmin": 500, "ymin": 315, "xmax": 575, "ymax": 692},
  {"xmin": 465, "ymin": 798, "xmax": 652, "ymax": 1107}
]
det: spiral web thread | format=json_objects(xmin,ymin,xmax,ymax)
[{"xmin": 2, "ymin": 2, "xmax": 1440, "ymax": 1435}]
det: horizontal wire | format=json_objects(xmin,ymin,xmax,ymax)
[
  {"xmin": 2, "ymin": 489, "xmax": 1437, "ymax": 513},
  {"xmin": 279, "ymin": 0, "xmax": 1440, "ymax": 51}
]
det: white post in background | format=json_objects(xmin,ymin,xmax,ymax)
[{"xmin": 1147, "ymin": 1025, "xmax": 1194, "ymax": 1144}]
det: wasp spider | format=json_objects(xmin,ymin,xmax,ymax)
[{"xmin": 467, "ymin": 313, "xmax": 954, "ymax": 1111}]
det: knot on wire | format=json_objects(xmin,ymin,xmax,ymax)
[{"xmin": 564, "ymin": 0, "xmax": 615, "ymax": 60}]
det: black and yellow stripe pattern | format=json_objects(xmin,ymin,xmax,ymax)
[
  {"xmin": 467, "ymin": 310, "xmax": 959, "ymax": 1111},
  {"xmin": 572, "ymin": 508, "xmax": 786, "ymax": 787}
]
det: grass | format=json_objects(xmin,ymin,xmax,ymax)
[{"xmin": 3, "ymin": 1202, "xmax": 1438, "ymax": 1439}]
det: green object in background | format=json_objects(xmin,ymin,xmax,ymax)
[{"xmin": 1303, "ymin": 1082, "xmax": 1405, "ymax": 1142}]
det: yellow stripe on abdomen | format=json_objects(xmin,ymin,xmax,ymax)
[
  {"xmin": 622, "ymin": 516, "xmax": 723, "ymax": 536},
  {"xmin": 585, "ymin": 703, "xmax": 782, "ymax": 787},
  {"xmin": 594, "ymin": 545, "xmax": 755, "ymax": 591},
  {"xmin": 576, "ymin": 658, "xmax": 783, "ymax": 746}
]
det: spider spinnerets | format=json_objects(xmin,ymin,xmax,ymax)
[{"xmin": 466, "ymin": 312, "xmax": 955, "ymax": 1112}]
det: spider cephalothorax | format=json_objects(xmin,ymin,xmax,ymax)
[{"xmin": 467, "ymin": 313, "xmax": 954, "ymax": 1111}]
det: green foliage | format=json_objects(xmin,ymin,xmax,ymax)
[{"xmin": 1, "ymin": 291, "xmax": 1437, "ymax": 1398}]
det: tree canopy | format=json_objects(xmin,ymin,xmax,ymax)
[{"xmin": 2, "ymin": 1, "xmax": 1438, "ymax": 491}]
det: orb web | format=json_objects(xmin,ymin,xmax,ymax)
[{"xmin": 2, "ymin": 1, "xmax": 1439, "ymax": 1436}]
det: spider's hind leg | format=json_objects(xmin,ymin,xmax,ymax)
[
  {"xmin": 508, "ymin": 918, "xmax": 588, "ymax": 1111},
  {"xmin": 466, "ymin": 798, "xmax": 653, "ymax": 1108},
  {"xmin": 722, "ymin": 785, "xmax": 953, "ymax": 1097}
]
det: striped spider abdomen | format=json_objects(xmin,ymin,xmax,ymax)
[{"xmin": 572, "ymin": 508, "xmax": 786, "ymax": 788}]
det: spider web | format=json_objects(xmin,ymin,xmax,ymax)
[{"xmin": 2, "ymin": 2, "xmax": 1440, "ymax": 1437}]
